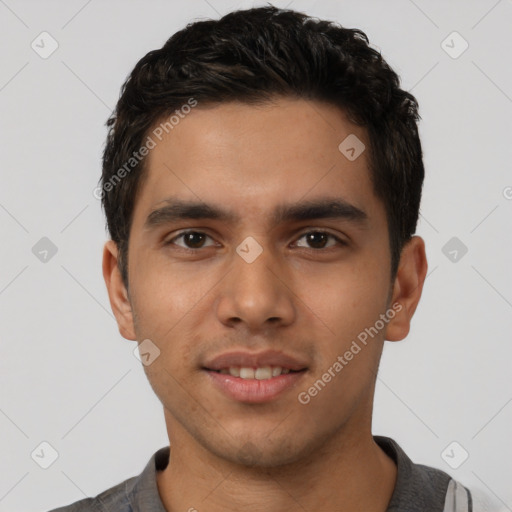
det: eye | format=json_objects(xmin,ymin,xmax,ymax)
[
  {"xmin": 164, "ymin": 229, "xmax": 346, "ymax": 252},
  {"xmin": 294, "ymin": 230, "xmax": 346, "ymax": 250},
  {"xmin": 166, "ymin": 230, "xmax": 216, "ymax": 250}
]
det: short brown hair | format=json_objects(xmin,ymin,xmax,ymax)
[{"xmin": 99, "ymin": 5, "xmax": 424, "ymax": 289}]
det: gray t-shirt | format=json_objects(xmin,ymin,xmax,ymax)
[{"xmin": 47, "ymin": 435, "xmax": 480, "ymax": 511}]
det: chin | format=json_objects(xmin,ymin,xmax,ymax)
[{"xmin": 210, "ymin": 434, "xmax": 316, "ymax": 469}]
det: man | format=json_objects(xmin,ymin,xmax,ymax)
[{"xmin": 50, "ymin": 5, "xmax": 496, "ymax": 512}]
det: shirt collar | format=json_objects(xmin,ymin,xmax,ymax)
[
  {"xmin": 129, "ymin": 445, "xmax": 169, "ymax": 512},
  {"xmin": 375, "ymin": 435, "xmax": 451, "ymax": 511},
  {"xmin": 126, "ymin": 436, "xmax": 449, "ymax": 511}
]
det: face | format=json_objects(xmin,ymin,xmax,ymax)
[{"xmin": 104, "ymin": 97, "xmax": 424, "ymax": 468}]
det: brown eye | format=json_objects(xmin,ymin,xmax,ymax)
[
  {"xmin": 167, "ymin": 231, "xmax": 215, "ymax": 249},
  {"xmin": 295, "ymin": 231, "xmax": 345, "ymax": 249}
]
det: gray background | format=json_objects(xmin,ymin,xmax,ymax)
[{"xmin": 1, "ymin": 0, "xmax": 511, "ymax": 510}]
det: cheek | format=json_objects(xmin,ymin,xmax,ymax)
[
  {"xmin": 129, "ymin": 262, "xmax": 216, "ymax": 363},
  {"xmin": 301, "ymin": 259, "xmax": 390, "ymax": 335},
  {"xmin": 130, "ymin": 251, "xmax": 203, "ymax": 319},
  {"xmin": 298, "ymin": 271, "xmax": 386, "ymax": 410}
]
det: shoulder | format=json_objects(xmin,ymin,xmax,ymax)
[
  {"xmin": 375, "ymin": 436, "xmax": 470, "ymax": 511},
  {"xmin": 46, "ymin": 446, "xmax": 169, "ymax": 512},
  {"xmin": 375, "ymin": 436, "xmax": 505, "ymax": 512},
  {"xmin": 442, "ymin": 478, "xmax": 508, "ymax": 512},
  {"xmin": 46, "ymin": 475, "xmax": 136, "ymax": 511}
]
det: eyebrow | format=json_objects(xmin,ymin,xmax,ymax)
[{"xmin": 143, "ymin": 197, "xmax": 369, "ymax": 231}]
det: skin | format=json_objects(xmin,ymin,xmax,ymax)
[{"xmin": 103, "ymin": 97, "xmax": 428, "ymax": 512}]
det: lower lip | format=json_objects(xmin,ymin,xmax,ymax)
[{"xmin": 205, "ymin": 370, "xmax": 306, "ymax": 403}]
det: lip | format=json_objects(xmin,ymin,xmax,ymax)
[
  {"xmin": 205, "ymin": 369, "xmax": 307, "ymax": 403},
  {"xmin": 202, "ymin": 349, "xmax": 309, "ymax": 404},
  {"xmin": 203, "ymin": 349, "xmax": 309, "ymax": 372}
]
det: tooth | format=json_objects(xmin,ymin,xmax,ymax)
[
  {"xmin": 271, "ymin": 366, "xmax": 282, "ymax": 377},
  {"xmin": 239, "ymin": 367, "xmax": 255, "ymax": 379},
  {"xmin": 219, "ymin": 368, "xmax": 229, "ymax": 374},
  {"xmin": 281, "ymin": 368, "xmax": 290, "ymax": 374},
  {"xmin": 255, "ymin": 366, "xmax": 272, "ymax": 380},
  {"xmin": 229, "ymin": 367, "xmax": 240, "ymax": 377}
]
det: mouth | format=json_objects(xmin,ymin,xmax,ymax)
[
  {"xmin": 203, "ymin": 365, "xmax": 308, "ymax": 403},
  {"xmin": 205, "ymin": 366, "xmax": 306, "ymax": 380},
  {"xmin": 202, "ymin": 350, "xmax": 309, "ymax": 403}
]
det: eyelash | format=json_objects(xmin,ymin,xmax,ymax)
[{"xmin": 164, "ymin": 230, "xmax": 347, "ymax": 252}]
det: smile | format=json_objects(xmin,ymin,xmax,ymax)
[
  {"xmin": 204, "ymin": 367, "xmax": 307, "ymax": 403},
  {"xmin": 212, "ymin": 366, "xmax": 298, "ymax": 380}
]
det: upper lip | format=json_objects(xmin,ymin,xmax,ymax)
[{"xmin": 203, "ymin": 349, "xmax": 309, "ymax": 371}]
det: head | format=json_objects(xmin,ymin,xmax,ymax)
[
  {"xmin": 101, "ymin": 6, "xmax": 427, "ymax": 467},
  {"xmin": 101, "ymin": 6, "xmax": 424, "ymax": 290}
]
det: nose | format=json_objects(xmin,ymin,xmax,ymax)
[{"xmin": 215, "ymin": 244, "xmax": 296, "ymax": 333}]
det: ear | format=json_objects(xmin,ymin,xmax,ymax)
[
  {"xmin": 384, "ymin": 235, "xmax": 428, "ymax": 342},
  {"xmin": 102, "ymin": 240, "xmax": 137, "ymax": 341}
]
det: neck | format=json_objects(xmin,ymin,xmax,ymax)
[{"xmin": 156, "ymin": 422, "xmax": 397, "ymax": 512}]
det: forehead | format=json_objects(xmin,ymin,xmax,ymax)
[{"xmin": 131, "ymin": 97, "xmax": 385, "ymax": 230}]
